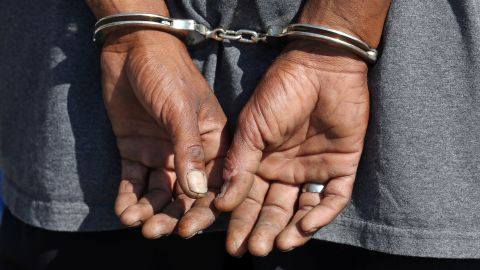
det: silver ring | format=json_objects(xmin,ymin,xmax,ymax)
[{"xmin": 302, "ymin": 182, "xmax": 325, "ymax": 193}]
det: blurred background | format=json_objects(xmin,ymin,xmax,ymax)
[{"xmin": 0, "ymin": 169, "xmax": 3, "ymax": 222}]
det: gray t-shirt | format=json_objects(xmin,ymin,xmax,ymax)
[{"xmin": 0, "ymin": 0, "xmax": 479, "ymax": 258}]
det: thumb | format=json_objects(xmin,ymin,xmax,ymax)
[
  {"xmin": 215, "ymin": 112, "xmax": 264, "ymax": 211},
  {"xmin": 170, "ymin": 109, "xmax": 208, "ymax": 199}
]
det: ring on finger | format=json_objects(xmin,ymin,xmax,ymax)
[{"xmin": 302, "ymin": 182, "xmax": 325, "ymax": 193}]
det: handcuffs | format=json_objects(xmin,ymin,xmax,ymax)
[{"xmin": 93, "ymin": 13, "xmax": 378, "ymax": 63}]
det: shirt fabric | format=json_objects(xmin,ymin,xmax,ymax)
[{"xmin": 0, "ymin": 0, "xmax": 479, "ymax": 258}]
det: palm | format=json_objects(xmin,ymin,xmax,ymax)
[{"xmin": 253, "ymin": 58, "xmax": 369, "ymax": 185}]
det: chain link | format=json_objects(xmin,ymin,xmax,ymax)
[{"xmin": 207, "ymin": 27, "xmax": 265, "ymax": 44}]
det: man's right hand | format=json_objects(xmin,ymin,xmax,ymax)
[{"xmin": 101, "ymin": 29, "xmax": 228, "ymax": 239}]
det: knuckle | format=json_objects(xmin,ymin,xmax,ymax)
[
  {"xmin": 263, "ymin": 203, "xmax": 292, "ymax": 218},
  {"xmin": 186, "ymin": 144, "xmax": 205, "ymax": 161},
  {"xmin": 223, "ymin": 152, "xmax": 239, "ymax": 180}
]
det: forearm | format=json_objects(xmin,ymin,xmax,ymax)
[
  {"xmin": 299, "ymin": 0, "xmax": 391, "ymax": 48},
  {"xmin": 86, "ymin": 0, "xmax": 169, "ymax": 19}
]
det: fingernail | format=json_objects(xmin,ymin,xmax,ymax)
[
  {"xmin": 184, "ymin": 230, "xmax": 203, "ymax": 239},
  {"xmin": 217, "ymin": 181, "xmax": 229, "ymax": 199},
  {"xmin": 187, "ymin": 170, "xmax": 208, "ymax": 194},
  {"xmin": 231, "ymin": 253, "xmax": 244, "ymax": 259},
  {"xmin": 258, "ymin": 252, "xmax": 270, "ymax": 257},
  {"xmin": 128, "ymin": 221, "xmax": 142, "ymax": 227},
  {"xmin": 150, "ymin": 234, "xmax": 166, "ymax": 240},
  {"xmin": 304, "ymin": 227, "xmax": 319, "ymax": 234},
  {"xmin": 280, "ymin": 246, "xmax": 296, "ymax": 252}
]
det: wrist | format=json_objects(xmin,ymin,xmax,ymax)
[
  {"xmin": 102, "ymin": 28, "xmax": 187, "ymax": 54},
  {"xmin": 280, "ymin": 40, "xmax": 368, "ymax": 74},
  {"xmin": 298, "ymin": 0, "xmax": 391, "ymax": 48}
]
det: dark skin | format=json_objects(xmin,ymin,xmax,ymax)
[
  {"xmin": 215, "ymin": 0, "xmax": 391, "ymax": 256},
  {"xmin": 87, "ymin": 0, "xmax": 391, "ymax": 253},
  {"xmin": 216, "ymin": 42, "xmax": 370, "ymax": 257},
  {"xmin": 87, "ymin": 0, "xmax": 228, "ymax": 238}
]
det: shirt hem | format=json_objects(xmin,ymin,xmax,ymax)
[
  {"xmin": 314, "ymin": 215, "xmax": 480, "ymax": 259},
  {"xmin": 2, "ymin": 179, "xmax": 124, "ymax": 232}
]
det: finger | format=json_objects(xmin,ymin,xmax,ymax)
[
  {"xmin": 142, "ymin": 186, "xmax": 196, "ymax": 239},
  {"xmin": 177, "ymin": 191, "xmax": 217, "ymax": 238},
  {"xmin": 276, "ymin": 176, "xmax": 354, "ymax": 251},
  {"xmin": 169, "ymin": 108, "xmax": 208, "ymax": 199},
  {"xmin": 200, "ymin": 127, "xmax": 229, "ymax": 164},
  {"xmin": 300, "ymin": 176, "xmax": 354, "ymax": 233},
  {"xmin": 258, "ymin": 152, "xmax": 359, "ymax": 185},
  {"xmin": 118, "ymin": 169, "xmax": 175, "ymax": 227},
  {"xmin": 117, "ymin": 137, "xmax": 174, "ymax": 169},
  {"xmin": 275, "ymin": 190, "xmax": 321, "ymax": 251},
  {"xmin": 248, "ymin": 183, "xmax": 299, "ymax": 257},
  {"xmin": 114, "ymin": 160, "xmax": 148, "ymax": 222},
  {"xmin": 177, "ymin": 159, "xmax": 224, "ymax": 238},
  {"xmin": 215, "ymin": 111, "xmax": 263, "ymax": 211},
  {"xmin": 197, "ymin": 97, "xmax": 229, "ymax": 163},
  {"xmin": 226, "ymin": 176, "xmax": 269, "ymax": 257}
]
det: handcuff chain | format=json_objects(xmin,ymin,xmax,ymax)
[{"xmin": 207, "ymin": 27, "xmax": 265, "ymax": 44}]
